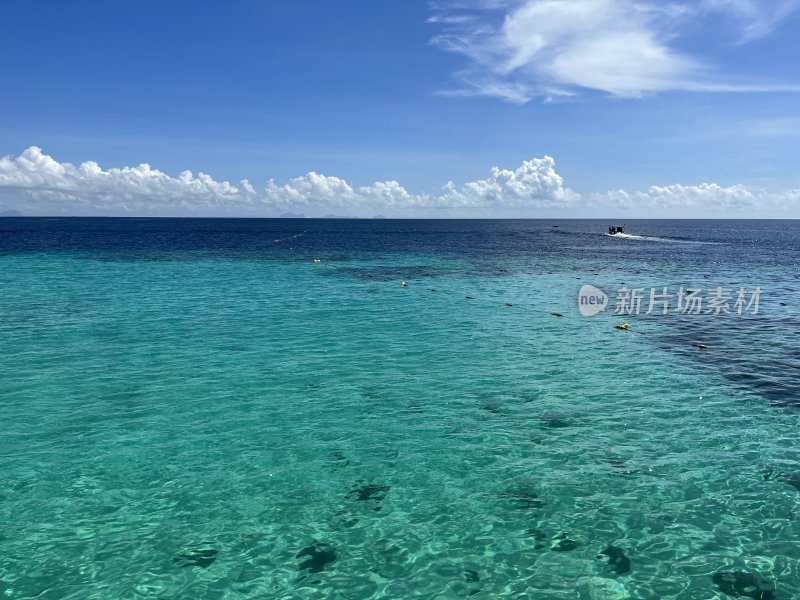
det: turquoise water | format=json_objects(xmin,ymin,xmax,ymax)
[{"xmin": 1, "ymin": 219, "xmax": 799, "ymax": 599}]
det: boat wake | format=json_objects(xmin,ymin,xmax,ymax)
[{"xmin": 604, "ymin": 232, "xmax": 720, "ymax": 244}]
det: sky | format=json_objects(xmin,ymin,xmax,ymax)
[{"xmin": 1, "ymin": 0, "xmax": 800, "ymax": 217}]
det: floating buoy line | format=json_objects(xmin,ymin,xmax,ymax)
[
  {"xmin": 376, "ymin": 275, "xmax": 626, "ymax": 330},
  {"xmin": 386, "ymin": 278, "xmax": 720, "ymax": 348},
  {"xmin": 303, "ymin": 262, "xmax": 788, "ymax": 351}
]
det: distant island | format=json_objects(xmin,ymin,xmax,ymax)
[
  {"xmin": 0, "ymin": 210, "xmax": 23, "ymax": 217},
  {"xmin": 279, "ymin": 212, "xmax": 305, "ymax": 218}
]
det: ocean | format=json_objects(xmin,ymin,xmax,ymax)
[{"xmin": 0, "ymin": 218, "xmax": 798, "ymax": 599}]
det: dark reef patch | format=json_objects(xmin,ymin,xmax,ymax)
[
  {"xmin": 783, "ymin": 472, "xmax": 800, "ymax": 491},
  {"xmin": 329, "ymin": 451, "xmax": 349, "ymax": 466},
  {"xmin": 762, "ymin": 465, "xmax": 800, "ymax": 491},
  {"xmin": 539, "ymin": 411, "xmax": 571, "ymax": 428},
  {"xmin": 597, "ymin": 545, "xmax": 631, "ymax": 575},
  {"xmin": 526, "ymin": 528, "xmax": 548, "ymax": 549},
  {"xmin": 297, "ymin": 541, "xmax": 337, "ymax": 573},
  {"xmin": 173, "ymin": 546, "xmax": 218, "ymax": 568},
  {"xmin": 347, "ymin": 481, "xmax": 391, "ymax": 511},
  {"xmin": 551, "ymin": 533, "xmax": 579, "ymax": 552},
  {"xmin": 480, "ymin": 400, "xmax": 505, "ymax": 414},
  {"xmin": 527, "ymin": 431, "xmax": 546, "ymax": 445},
  {"xmin": 712, "ymin": 571, "xmax": 776, "ymax": 600}
]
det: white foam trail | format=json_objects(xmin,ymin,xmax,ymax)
[{"xmin": 604, "ymin": 232, "xmax": 720, "ymax": 244}]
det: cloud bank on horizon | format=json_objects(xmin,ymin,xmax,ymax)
[
  {"xmin": 1, "ymin": 147, "xmax": 798, "ymax": 217},
  {"xmin": 0, "ymin": 147, "xmax": 577, "ymax": 217},
  {"xmin": 429, "ymin": 0, "xmax": 800, "ymax": 102}
]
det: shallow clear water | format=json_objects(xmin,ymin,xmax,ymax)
[{"xmin": 1, "ymin": 219, "xmax": 799, "ymax": 599}]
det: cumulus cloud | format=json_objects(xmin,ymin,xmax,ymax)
[
  {"xmin": 0, "ymin": 147, "xmax": 576, "ymax": 216},
  {"xmin": 2, "ymin": 146, "xmax": 798, "ymax": 217},
  {"xmin": 429, "ymin": 0, "xmax": 800, "ymax": 101},
  {"xmin": 439, "ymin": 156, "xmax": 577, "ymax": 207},
  {"xmin": 0, "ymin": 147, "xmax": 243, "ymax": 213},
  {"xmin": 593, "ymin": 182, "xmax": 800, "ymax": 215},
  {"xmin": 595, "ymin": 182, "xmax": 755, "ymax": 209}
]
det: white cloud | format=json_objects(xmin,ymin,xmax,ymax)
[
  {"xmin": 596, "ymin": 182, "xmax": 755, "ymax": 208},
  {"xmin": 0, "ymin": 147, "xmax": 576, "ymax": 216},
  {"xmin": 429, "ymin": 0, "xmax": 800, "ymax": 101},
  {"xmin": 0, "ymin": 147, "xmax": 244, "ymax": 212},
  {"xmin": 593, "ymin": 182, "xmax": 800, "ymax": 215},
  {"xmin": 439, "ymin": 156, "xmax": 577, "ymax": 207},
  {"xmin": 2, "ymin": 146, "xmax": 798, "ymax": 217}
]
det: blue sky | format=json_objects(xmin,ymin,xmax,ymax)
[{"xmin": 2, "ymin": 0, "xmax": 800, "ymax": 217}]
